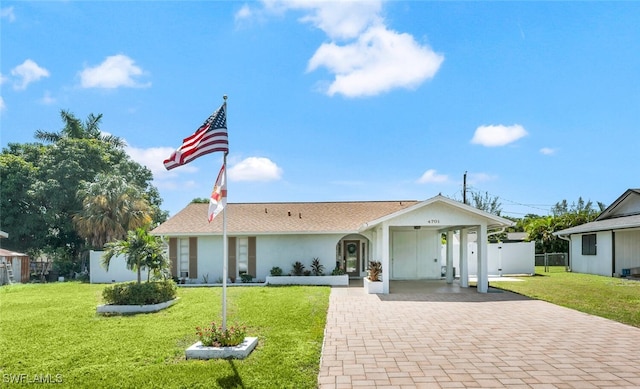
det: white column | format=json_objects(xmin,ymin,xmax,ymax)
[
  {"xmin": 477, "ymin": 224, "xmax": 488, "ymax": 293},
  {"xmin": 446, "ymin": 230, "xmax": 454, "ymax": 284},
  {"xmin": 459, "ymin": 228, "xmax": 469, "ymax": 287},
  {"xmin": 381, "ymin": 223, "xmax": 390, "ymax": 294}
]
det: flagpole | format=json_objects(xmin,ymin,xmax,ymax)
[{"xmin": 221, "ymin": 95, "xmax": 228, "ymax": 331}]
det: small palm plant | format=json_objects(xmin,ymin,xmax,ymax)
[
  {"xmin": 367, "ymin": 261, "xmax": 382, "ymax": 282},
  {"xmin": 310, "ymin": 257, "xmax": 324, "ymax": 276},
  {"xmin": 291, "ymin": 261, "xmax": 305, "ymax": 276}
]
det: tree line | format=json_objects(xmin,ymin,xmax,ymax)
[
  {"xmin": 1, "ymin": 111, "xmax": 607, "ymax": 279},
  {"xmin": 0, "ymin": 110, "xmax": 169, "ymax": 278},
  {"xmin": 469, "ymin": 191, "xmax": 605, "ymax": 253}
]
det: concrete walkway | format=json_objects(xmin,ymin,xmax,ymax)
[{"xmin": 318, "ymin": 280, "xmax": 640, "ymax": 388}]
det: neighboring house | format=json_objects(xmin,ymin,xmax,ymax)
[
  {"xmin": 0, "ymin": 230, "xmax": 30, "ymax": 284},
  {"xmin": 151, "ymin": 195, "xmax": 514, "ymax": 294},
  {"xmin": 554, "ymin": 189, "xmax": 640, "ymax": 277}
]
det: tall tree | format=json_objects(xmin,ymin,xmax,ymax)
[
  {"xmin": 73, "ymin": 173, "xmax": 153, "ymax": 249},
  {"xmin": 35, "ymin": 110, "xmax": 124, "ymax": 148},
  {"xmin": 470, "ymin": 191, "xmax": 502, "ymax": 216},
  {"xmin": 1, "ymin": 110, "xmax": 168, "ymax": 276}
]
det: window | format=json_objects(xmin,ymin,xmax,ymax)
[
  {"xmin": 179, "ymin": 238, "xmax": 189, "ymax": 277},
  {"xmin": 582, "ymin": 234, "xmax": 596, "ymax": 255},
  {"xmin": 237, "ymin": 237, "xmax": 248, "ymax": 275}
]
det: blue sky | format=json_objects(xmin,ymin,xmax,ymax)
[{"xmin": 1, "ymin": 1, "xmax": 638, "ymax": 218}]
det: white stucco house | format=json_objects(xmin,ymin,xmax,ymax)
[
  {"xmin": 151, "ymin": 195, "xmax": 514, "ymax": 294},
  {"xmin": 554, "ymin": 189, "xmax": 640, "ymax": 277}
]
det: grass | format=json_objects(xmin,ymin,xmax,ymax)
[
  {"xmin": 0, "ymin": 282, "xmax": 329, "ymax": 388},
  {"xmin": 491, "ymin": 266, "xmax": 640, "ymax": 328}
]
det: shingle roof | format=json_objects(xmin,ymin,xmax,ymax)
[
  {"xmin": 151, "ymin": 200, "xmax": 420, "ymax": 236},
  {"xmin": 554, "ymin": 188, "xmax": 640, "ymax": 235},
  {"xmin": 554, "ymin": 214, "xmax": 640, "ymax": 236}
]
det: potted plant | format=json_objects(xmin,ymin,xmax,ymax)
[{"xmin": 364, "ymin": 260, "xmax": 383, "ymax": 294}]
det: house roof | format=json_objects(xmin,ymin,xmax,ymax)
[
  {"xmin": 554, "ymin": 214, "xmax": 640, "ymax": 235},
  {"xmin": 554, "ymin": 189, "xmax": 640, "ymax": 236},
  {"xmin": 151, "ymin": 200, "xmax": 420, "ymax": 236},
  {"xmin": 0, "ymin": 248, "xmax": 28, "ymax": 257}
]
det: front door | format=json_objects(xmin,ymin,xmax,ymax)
[{"xmin": 344, "ymin": 240, "xmax": 360, "ymax": 278}]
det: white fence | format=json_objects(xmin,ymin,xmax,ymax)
[
  {"xmin": 441, "ymin": 241, "xmax": 535, "ymax": 276},
  {"xmin": 89, "ymin": 250, "xmax": 148, "ymax": 284}
]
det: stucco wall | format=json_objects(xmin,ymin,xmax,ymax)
[
  {"xmin": 90, "ymin": 250, "xmax": 149, "ymax": 283},
  {"xmin": 443, "ymin": 241, "xmax": 535, "ymax": 276},
  {"xmin": 569, "ymin": 231, "xmax": 613, "ymax": 277},
  {"xmin": 458, "ymin": 242, "xmax": 536, "ymax": 276},
  {"xmin": 194, "ymin": 234, "xmax": 346, "ymax": 281}
]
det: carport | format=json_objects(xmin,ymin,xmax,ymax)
[{"xmin": 358, "ymin": 195, "xmax": 514, "ymax": 293}]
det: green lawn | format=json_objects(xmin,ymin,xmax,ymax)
[
  {"xmin": 0, "ymin": 283, "xmax": 329, "ymax": 388},
  {"xmin": 491, "ymin": 266, "xmax": 640, "ymax": 328}
]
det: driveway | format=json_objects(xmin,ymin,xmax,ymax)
[{"xmin": 318, "ymin": 280, "xmax": 640, "ymax": 388}]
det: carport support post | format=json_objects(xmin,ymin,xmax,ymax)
[
  {"xmin": 459, "ymin": 228, "xmax": 469, "ymax": 287},
  {"xmin": 477, "ymin": 224, "xmax": 489, "ymax": 293},
  {"xmin": 446, "ymin": 230, "xmax": 454, "ymax": 284},
  {"xmin": 382, "ymin": 222, "xmax": 390, "ymax": 294}
]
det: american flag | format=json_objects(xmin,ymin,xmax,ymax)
[{"xmin": 163, "ymin": 103, "xmax": 228, "ymax": 170}]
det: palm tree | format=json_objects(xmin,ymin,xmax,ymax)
[
  {"xmin": 35, "ymin": 109, "xmax": 125, "ymax": 148},
  {"xmin": 102, "ymin": 228, "xmax": 166, "ymax": 284},
  {"xmin": 73, "ymin": 173, "xmax": 152, "ymax": 248}
]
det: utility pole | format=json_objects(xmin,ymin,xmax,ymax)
[{"xmin": 463, "ymin": 171, "xmax": 467, "ymax": 205}]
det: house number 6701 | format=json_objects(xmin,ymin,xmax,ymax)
[{"xmin": 427, "ymin": 219, "xmax": 440, "ymax": 224}]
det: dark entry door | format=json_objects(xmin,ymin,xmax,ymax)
[{"xmin": 344, "ymin": 240, "xmax": 360, "ymax": 278}]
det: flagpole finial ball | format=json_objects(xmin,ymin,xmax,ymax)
[{"xmin": 223, "ymin": 95, "xmax": 227, "ymax": 101}]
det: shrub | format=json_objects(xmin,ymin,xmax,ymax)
[
  {"xmin": 310, "ymin": 257, "xmax": 324, "ymax": 276},
  {"xmin": 367, "ymin": 261, "xmax": 382, "ymax": 281},
  {"xmin": 240, "ymin": 273, "xmax": 253, "ymax": 283},
  {"xmin": 102, "ymin": 280, "xmax": 177, "ymax": 305},
  {"xmin": 196, "ymin": 322, "xmax": 247, "ymax": 347},
  {"xmin": 270, "ymin": 266, "xmax": 283, "ymax": 276},
  {"xmin": 303, "ymin": 270, "xmax": 311, "ymax": 276},
  {"xmin": 331, "ymin": 267, "xmax": 346, "ymax": 276},
  {"xmin": 291, "ymin": 261, "xmax": 305, "ymax": 276}
]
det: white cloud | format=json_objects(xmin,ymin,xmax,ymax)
[
  {"xmin": 0, "ymin": 96, "xmax": 6, "ymax": 112},
  {"xmin": 125, "ymin": 145, "xmax": 194, "ymax": 181},
  {"xmin": 281, "ymin": 0, "xmax": 383, "ymax": 40},
  {"xmin": 247, "ymin": 1, "xmax": 443, "ymax": 98},
  {"xmin": 467, "ymin": 172, "xmax": 497, "ymax": 184},
  {"xmin": 417, "ymin": 169, "xmax": 448, "ymax": 184},
  {"xmin": 308, "ymin": 26, "xmax": 444, "ymax": 97},
  {"xmin": 40, "ymin": 91, "xmax": 56, "ymax": 105},
  {"xmin": 228, "ymin": 157, "xmax": 283, "ymax": 182},
  {"xmin": 540, "ymin": 147, "xmax": 556, "ymax": 155},
  {"xmin": 79, "ymin": 54, "xmax": 150, "ymax": 89},
  {"xmin": 471, "ymin": 124, "xmax": 528, "ymax": 147},
  {"xmin": 235, "ymin": 4, "xmax": 253, "ymax": 21},
  {"xmin": 11, "ymin": 59, "xmax": 50, "ymax": 90},
  {"xmin": 1, "ymin": 7, "xmax": 15, "ymax": 22},
  {"xmin": 0, "ymin": 73, "xmax": 8, "ymax": 85}
]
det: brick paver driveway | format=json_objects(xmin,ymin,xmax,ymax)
[{"xmin": 318, "ymin": 281, "xmax": 640, "ymax": 388}]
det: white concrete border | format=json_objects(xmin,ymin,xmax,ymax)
[
  {"xmin": 363, "ymin": 278, "xmax": 384, "ymax": 294},
  {"xmin": 266, "ymin": 275, "xmax": 348, "ymax": 286},
  {"xmin": 185, "ymin": 337, "xmax": 258, "ymax": 360},
  {"xmin": 96, "ymin": 297, "xmax": 179, "ymax": 315}
]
